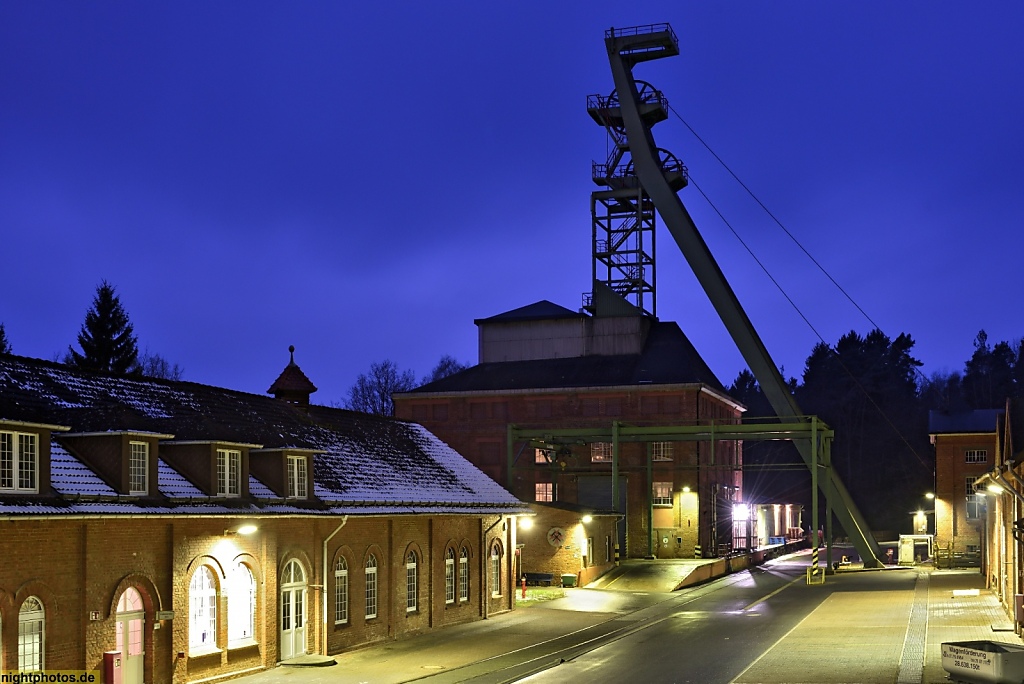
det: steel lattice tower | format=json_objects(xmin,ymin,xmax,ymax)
[{"xmin": 585, "ymin": 79, "xmax": 687, "ymax": 317}]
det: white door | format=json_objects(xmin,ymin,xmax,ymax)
[
  {"xmin": 116, "ymin": 588, "xmax": 145, "ymax": 684},
  {"xmin": 280, "ymin": 560, "xmax": 306, "ymax": 660}
]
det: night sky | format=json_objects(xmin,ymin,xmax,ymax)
[{"xmin": 3, "ymin": 3, "xmax": 1022, "ymax": 404}]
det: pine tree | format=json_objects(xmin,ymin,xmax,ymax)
[
  {"xmin": 67, "ymin": 281, "xmax": 139, "ymax": 375},
  {"xmin": 0, "ymin": 323, "xmax": 11, "ymax": 354}
]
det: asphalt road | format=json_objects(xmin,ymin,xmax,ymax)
[{"xmin": 485, "ymin": 557, "xmax": 875, "ymax": 684}]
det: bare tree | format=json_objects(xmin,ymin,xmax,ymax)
[
  {"xmin": 135, "ymin": 348, "xmax": 184, "ymax": 380},
  {"xmin": 421, "ymin": 354, "xmax": 469, "ymax": 385},
  {"xmin": 345, "ymin": 359, "xmax": 416, "ymax": 416}
]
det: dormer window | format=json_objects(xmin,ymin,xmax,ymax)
[
  {"xmin": 287, "ymin": 455, "xmax": 307, "ymax": 499},
  {"xmin": 129, "ymin": 441, "xmax": 149, "ymax": 495},
  {"xmin": 217, "ymin": 449, "xmax": 241, "ymax": 497},
  {"xmin": 0, "ymin": 431, "xmax": 37, "ymax": 492}
]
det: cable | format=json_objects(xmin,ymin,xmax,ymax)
[
  {"xmin": 669, "ymin": 104, "xmax": 884, "ymax": 332},
  {"xmin": 684, "ymin": 174, "xmax": 933, "ymax": 471}
]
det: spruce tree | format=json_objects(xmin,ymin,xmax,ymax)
[
  {"xmin": 0, "ymin": 323, "xmax": 10, "ymax": 354},
  {"xmin": 67, "ymin": 281, "xmax": 139, "ymax": 375}
]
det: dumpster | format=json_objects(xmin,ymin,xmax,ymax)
[
  {"xmin": 560, "ymin": 573, "xmax": 577, "ymax": 588},
  {"xmin": 941, "ymin": 640, "xmax": 1024, "ymax": 684}
]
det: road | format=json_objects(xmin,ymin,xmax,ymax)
[{"xmin": 424, "ymin": 555, "xmax": 861, "ymax": 684}]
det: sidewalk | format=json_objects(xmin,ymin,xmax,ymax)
[{"xmin": 733, "ymin": 567, "xmax": 1022, "ymax": 684}]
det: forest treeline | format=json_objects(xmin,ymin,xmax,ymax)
[{"xmin": 730, "ymin": 329, "xmax": 1023, "ymax": 533}]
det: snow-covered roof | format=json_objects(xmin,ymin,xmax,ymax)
[{"xmin": 0, "ymin": 355, "xmax": 528, "ymax": 517}]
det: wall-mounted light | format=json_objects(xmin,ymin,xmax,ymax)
[
  {"xmin": 225, "ymin": 523, "xmax": 258, "ymax": 536},
  {"xmin": 987, "ymin": 483, "xmax": 1004, "ymax": 494},
  {"xmin": 925, "ymin": 492, "xmax": 935, "ymax": 500},
  {"xmin": 519, "ymin": 517, "xmax": 534, "ymax": 530},
  {"xmin": 582, "ymin": 515, "xmax": 593, "ymax": 524},
  {"xmin": 682, "ymin": 486, "xmax": 691, "ymax": 494}
]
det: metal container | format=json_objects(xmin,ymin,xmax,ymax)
[{"xmin": 941, "ymin": 640, "xmax": 1024, "ymax": 684}]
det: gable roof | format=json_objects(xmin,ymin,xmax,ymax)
[
  {"xmin": 928, "ymin": 409, "xmax": 1003, "ymax": 435},
  {"xmin": 411, "ymin": 320, "xmax": 725, "ymax": 393},
  {"xmin": 0, "ymin": 354, "xmax": 526, "ymax": 516},
  {"xmin": 473, "ymin": 300, "xmax": 584, "ymax": 324}
]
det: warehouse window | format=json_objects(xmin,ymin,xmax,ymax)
[
  {"xmin": 653, "ymin": 482, "xmax": 673, "ymax": 506},
  {"xmin": 334, "ymin": 556, "xmax": 348, "ymax": 624},
  {"xmin": 18, "ymin": 596, "xmax": 45, "ymax": 671}
]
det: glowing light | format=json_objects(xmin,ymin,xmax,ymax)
[
  {"xmin": 682, "ymin": 486, "xmax": 691, "ymax": 494},
  {"xmin": 987, "ymin": 483, "xmax": 1004, "ymax": 494},
  {"xmin": 519, "ymin": 517, "xmax": 534, "ymax": 530},
  {"xmin": 732, "ymin": 503, "xmax": 750, "ymax": 521},
  {"xmin": 925, "ymin": 492, "xmax": 935, "ymax": 500},
  {"xmin": 582, "ymin": 515, "xmax": 593, "ymax": 524},
  {"xmin": 236, "ymin": 524, "xmax": 258, "ymax": 535}
]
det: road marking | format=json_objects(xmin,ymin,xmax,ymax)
[{"xmin": 742, "ymin": 574, "xmax": 803, "ymax": 612}]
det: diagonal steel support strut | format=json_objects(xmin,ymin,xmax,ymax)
[{"xmin": 603, "ymin": 25, "xmax": 882, "ymax": 567}]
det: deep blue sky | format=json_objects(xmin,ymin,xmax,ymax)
[{"xmin": 2, "ymin": 3, "xmax": 1022, "ymax": 404}]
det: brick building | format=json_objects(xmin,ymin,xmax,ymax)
[
  {"xmin": 929, "ymin": 408, "xmax": 1002, "ymax": 558},
  {"xmin": 394, "ymin": 301, "xmax": 745, "ymax": 560},
  {"xmin": 0, "ymin": 352, "xmax": 528, "ymax": 683}
]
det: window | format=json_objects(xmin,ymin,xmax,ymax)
[
  {"xmin": 1, "ymin": 431, "xmax": 37, "ymax": 492},
  {"xmin": 228, "ymin": 562, "xmax": 255, "ymax": 645},
  {"xmin": 459, "ymin": 547, "xmax": 469, "ymax": 602},
  {"xmin": 445, "ymin": 549, "xmax": 456, "ymax": 605},
  {"xmin": 586, "ymin": 536, "xmax": 594, "ymax": 568},
  {"xmin": 534, "ymin": 448, "xmax": 549, "ymax": 464},
  {"xmin": 405, "ymin": 551, "xmax": 418, "ymax": 612},
  {"xmin": 19, "ymin": 596, "xmax": 44, "ymax": 671},
  {"xmin": 334, "ymin": 556, "xmax": 348, "ymax": 624},
  {"xmin": 365, "ymin": 555, "xmax": 378, "ymax": 619},
  {"xmin": 591, "ymin": 442, "xmax": 612, "ymax": 463},
  {"xmin": 129, "ymin": 441, "xmax": 148, "ymax": 495},
  {"xmin": 653, "ymin": 481, "xmax": 673, "ymax": 506},
  {"xmin": 287, "ymin": 455, "xmax": 307, "ymax": 499},
  {"xmin": 217, "ymin": 449, "xmax": 241, "ymax": 497},
  {"xmin": 189, "ymin": 566, "xmax": 218, "ymax": 652},
  {"xmin": 652, "ymin": 441, "xmax": 673, "ymax": 461},
  {"xmin": 535, "ymin": 482, "xmax": 554, "ymax": 502},
  {"xmin": 965, "ymin": 449, "xmax": 988, "ymax": 464},
  {"xmin": 490, "ymin": 543, "xmax": 502, "ymax": 597},
  {"xmin": 966, "ymin": 476, "xmax": 982, "ymax": 519}
]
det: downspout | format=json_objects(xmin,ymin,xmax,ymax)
[
  {"xmin": 322, "ymin": 516, "xmax": 348, "ymax": 655},
  {"xmin": 482, "ymin": 515, "xmax": 504, "ymax": 620}
]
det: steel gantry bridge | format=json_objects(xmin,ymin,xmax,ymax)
[
  {"xmin": 507, "ymin": 417, "xmax": 843, "ymax": 569},
  {"xmin": 583, "ymin": 23, "xmax": 882, "ymax": 567}
]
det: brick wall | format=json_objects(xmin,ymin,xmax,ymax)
[
  {"xmin": 934, "ymin": 433, "xmax": 996, "ymax": 551},
  {"xmin": 0, "ymin": 512, "xmax": 518, "ymax": 683},
  {"xmin": 396, "ymin": 386, "xmax": 743, "ymax": 559}
]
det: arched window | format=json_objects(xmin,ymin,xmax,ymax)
[
  {"xmin": 490, "ymin": 542, "xmax": 502, "ymax": 597},
  {"xmin": 405, "ymin": 551, "xmax": 418, "ymax": 613},
  {"xmin": 117, "ymin": 587, "xmax": 143, "ymax": 612},
  {"xmin": 459, "ymin": 547, "xmax": 469, "ymax": 602},
  {"xmin": 189, "ymin": 566, "xmax": 218, "ymax": 652},
  {"xmin": 334, "ymin": 556, "xmax": 348, "ymax": 625},
  {"xmin": 444, "ymin": 548, "xmax": 456, "ymax": 605},
  {"xmin": 19, "ymin": 596, "xmax": 45, "ymax": 671},
  {"xmin": 228, "ymin": 561, "xmax": 256, "ymax": 644},
  {"xmin": 364, "ymin": 555, "xmax": 378, "ymax": 619}
]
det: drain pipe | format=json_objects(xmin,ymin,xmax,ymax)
[
  {"xmin": 322, "ymin": 516, "xmax": 348, "ymax": 655},
  {"xmin": 482, "ymin": 515, "xmax": 505, "ymax": 620}
]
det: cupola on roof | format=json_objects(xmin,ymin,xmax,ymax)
[{"xmin": 267, "ymin": 345, "xmax": 318, "ymax": 405}]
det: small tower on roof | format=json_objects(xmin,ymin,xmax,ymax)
[{"xmin": 268, "ymin": 345, "xmax": 318, "ymax": 405}]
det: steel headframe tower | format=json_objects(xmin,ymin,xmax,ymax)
[
  {"xmin": 586, "ymin": 81, "xmax": 685, "ymax": 317},
  {"xmin": 598, "ymin": 23, "xmax": 882, "ymax": 567}
]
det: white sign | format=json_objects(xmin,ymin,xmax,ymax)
[{"xmin": 942, "ymin": 643, "xmax": 995, "ymax": 676}]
